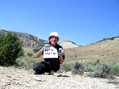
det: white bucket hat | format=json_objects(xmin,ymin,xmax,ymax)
[{"xmin": 49, "ymin": 32, "xmax": 59, "ymax": 41}]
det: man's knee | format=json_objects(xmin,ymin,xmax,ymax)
[
  {"xmin": 54, "ymin": 66, "xmax": 60, "ymax": 72},
  {"xmin": 33, "ymin": 63, "xmax": 39, "ymax": 71},
  {"xmin": 33, "ymin": 62, "xmax": 46, "ymax": 74}
]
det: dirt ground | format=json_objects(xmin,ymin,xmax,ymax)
[{"xmin": 0, "ymin": 66, "xmax": 119, "ymax": 89}]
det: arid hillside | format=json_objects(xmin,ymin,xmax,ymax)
[
  {"xmin": 64, "ymin": 38, "xmax": 119, "ymax": 63},
  {"xmin": 1, "ymin": 29, "xmax": 119, "ymax": 63},
  {"xmin": 0, "ymin": 30, "xmax": 119, "ymax": 89},
  {"xmin": 22, "ymin": 37, "xmax": 119, "ymax": 64},
  {"xmin": 0, "ymin": 29, "xmax": 46, "ymax": 47}
]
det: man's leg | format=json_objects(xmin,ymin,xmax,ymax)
[
  {"xmin": 33, "ymin": 61, "xmax": 46, "ymax": 74},
  {"xmin": 41, "ymin": 61, "xmax": 52, "ymax": 74}
]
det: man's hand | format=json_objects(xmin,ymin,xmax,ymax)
[{"xmin": 59, "ymin": 53, "xmax": 64, "ymax": 64}]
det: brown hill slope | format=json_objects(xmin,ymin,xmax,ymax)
[
  {"xmin": 64, "ymin": 38, "xmax": 119, "ymax": 63},
  {"xmin": 0, "ymin": 29, "xmax": 46, "ymax": 47},
  {"xmin": 3, "ymin": 29, "xmax": 118, "ymax": 63},
  {"xmin": 22, "ymin": 37, "xmax": 119, "ymax": 63}
]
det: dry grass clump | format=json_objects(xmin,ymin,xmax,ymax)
[{"xmin": 61, "ymin": 59, "xmax": 119, "ymax": 79}]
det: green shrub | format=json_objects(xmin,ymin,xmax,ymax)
[
  {"xmin": 72, "ymin": 62, "xmax": 84, "ymax": 75},
  {"xmin": 93, "ymin": 64, "xmax": 112, "ymax": 78},
  {"xmin": 33, "ymin": 48, "xmax": 39, "ymax": 53},
  {"xmin": 0, "ymin": 32, "xmax": 24, "ymax": 66},
  {"xmin": 111, "ymin": 63, "xmax": 119, "ymax": 76},
  {"xmin": 25, "ymin": 59, "xmax": 38, "ymax": 69},
  {"xmin": 27, "ymin": 53, "xmax": 33, "ymax": 57},
  {"xmin": 85, "ymin": 59, "xmax": 101, "ymax": 72},
  {"xmin": 15, "ymin": 58, "xmax": 26, "ymax": 69},
  {"xmin": 61, "ymin": 60, "xmax": 118, "ymax": 78},
  {"xmin": 15, "ymin": 58, "xmax": 38, "ymax": 69},
  {"xmin": 61, "ymin": 63, "xmax": 73, "ymax": 72}
]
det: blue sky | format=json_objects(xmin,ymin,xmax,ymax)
[{"xmin": 0, "ymin": 0, "xmax": 119, "ymax": 45}]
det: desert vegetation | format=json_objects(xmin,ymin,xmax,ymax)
[
  {"xmin": 14, "ymin": 58, "xmax": 119, "ymax": 79},
  {"xmin": 0, "ymin": 30, "xmax": 119, "ymax": 89},
  {"xmin": 0, "ymin": 32, "xmax": 119, "ymax": 80},
  {"xmin": 0, "ymin": 32, "xmax": 24, "ymax": 66},
  {"xmin": 60, "ymin": 60, "xmax": 119, "ymax": 79}
]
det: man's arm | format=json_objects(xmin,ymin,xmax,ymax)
[
  {"xmin": 35, "ymin": 48, "xmax": 43, "ymax": 58},
  {"xmin": 35, "ymin": 44, "xmax": 50, "ymax": 58},
  {"xmin": 59, "ymin": 51, "xmax": 65, "ymax": 64}
]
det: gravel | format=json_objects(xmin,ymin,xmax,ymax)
[{"xmin": 0, "ymin": 66, "xmax": 119, "ymax": 89}]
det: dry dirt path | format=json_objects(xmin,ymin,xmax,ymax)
[{"xmin": 0, "ymin": 66, "xmax": 119, "ymax": 89}]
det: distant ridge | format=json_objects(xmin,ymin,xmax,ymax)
[
  {"xmin": 0, "ymin": 29, "xmax": 46, "ymax": 47},
  {"xmin": 59, "ymin": 40, "xmax": 79, "ymax": 49}
]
